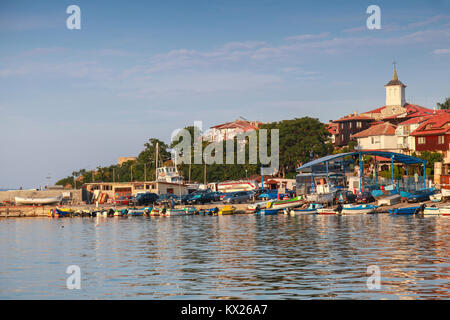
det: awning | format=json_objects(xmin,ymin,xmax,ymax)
[{"xmin": 297, "ymin": 151, "xmax": 426, "ymax": 172}]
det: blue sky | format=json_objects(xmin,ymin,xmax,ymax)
[{"xmin": 1, "ymin": 0, "xmax": 450, "ymax": 188}]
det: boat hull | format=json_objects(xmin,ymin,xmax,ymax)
[
  {"xmin": 16, "ymin": 195, "xmax": 62, "ymax": 205},
  {"xmin": 269, "ymin": 197, "xmax": 305, "ymax": 210},
  {"xmin": 255, "ymin": 209, "xmax": 279, "ymax": 215}
]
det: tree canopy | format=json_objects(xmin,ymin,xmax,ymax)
[
  {"xmin": 437, "ymin": 97, "xmax": 450, "ymax": 110},
  {"xmin": 56, "ymin": 117, "xmax": 333, "ymax": 187}
]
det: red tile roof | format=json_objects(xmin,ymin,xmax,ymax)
[
  {"xmin": 410, "ymin": 113, "xmax": 450, "ymax": 136},
  {"xmin": 334, "ymin": 114, "xmax": 374, "ymax": 122},
  {"xmin": 351, "ymin": 122, "xmax": 397, "ymax": 138},
  {"xmin": 363, "ymin": 104, "xmax": 435, "ymax": 120},
  {"xmin": 211, "ymin": 119, "xmax": 262, "ymax": 130},
  {"xmin": 326, "ymin": 122, "xmax": 338, "ymax": 135},
  {"xmin": 397, "ymin": 115, "xmax": 432, "ymax": 126}
]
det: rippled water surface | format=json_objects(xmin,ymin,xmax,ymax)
[{"xmin": 0, "ymin": 214, "xmax": 449, "ymax": 299}]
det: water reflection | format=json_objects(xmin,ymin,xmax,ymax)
[{"xmin": 0, "ymin": 215, "xmax": 448, "ymax": 299}]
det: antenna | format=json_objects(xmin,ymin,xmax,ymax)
[{"xmin": 239, "ymin": 116, "xmax": 248, "ymax": 121}]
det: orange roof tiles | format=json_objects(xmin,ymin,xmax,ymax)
[{"xmin": 351, "ymin": 122, "xmax": 397, "ymax": 138}]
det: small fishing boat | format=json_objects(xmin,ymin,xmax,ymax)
[
  {"xmin": 199, "ymin": 207, "xmax": 219, "ymax": 215},
  {"xmin": 388, "ymin": 205, "xmax": 423, "ymax": 215},
  {"xmin": 377, "ymin": 194, "xmax": 401, "ymax": 206},
  {"xmin": 49, "ymin": 208, "xmax": 72, "ymax": 217},
  {"xmin": 16, "ymin": 194, "xmax": 63, "ymax": 205},
  {"xmin": 423, "ymin": 206, "xmax": 441, "ymax": 215},
  {"xmin": 255, "ymin": 208, "xmax": 279, "ymax": 215},
  {"xmin": 247, "ymin": 201, "xmax": 270, "ymax": 212},
  {"xmin": 149, "ymin": 208, "xmax": 161, "ymax": 216},
  {"xmin": 429, "ymin": 193, "xmax": 442, "ymax": 202},
  {"xmin": 341, "ymin": 204, "xmax": 377, "ymax": 215},
  {"xmin": 127, "ymin": 208, "xmax": 145, "ymax": 216},
  {"xmin": 218, "ymin": 205, "xmax": 236, "ymax": 215},
  {"xmin": 113, "ymin": 209, "xmax": 127, "ymax": 216},
  {"xmin": 267, "ymin": 196, "xmax": 305, "ymax": 210},
  {"xmin": 183, "ymin": 207, "xmax": 198, "ymax": 215},
  {"xmin": 316, "ymin": 207, "xmax": 342, "ymax": 215},
  {"xmin": 291, "ymin": 203, "xmax": 324, "ymax": 214},
  {"xmin": 165, "ymin": 208, "xmax": 186, "ymax": 216}
]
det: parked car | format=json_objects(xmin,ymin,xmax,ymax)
[
  {"xmin": 156, "ymin": 194, "xmax": 180, "ymax": 205},
  {"xmin": 335, "ymin": 190, "xmax": 357, "ymax": 204},
  {"xmin": 113, "ymin": 196, "xmax": 131, "ymax": 206},
  {"xmin": 186, "ymin": 191, "xmax": 216, "ymax": 204},
  {"xmin": 212, "ymin": 192, "xmax": 225, "ymax": 202},
  {"xmin": 406, "ymin": 189, "xmax": 435, "ymax": 203},
  {"xmin": 130, "ymin": 193, "xmax": 159, "ymax": 206},
  {"xmin": 355, "ymin": 191, "xmax": 375, "ymax": 204},
  {"xmin": 222, "ymin": 191, "xmax": 252, "ymax": 204}
]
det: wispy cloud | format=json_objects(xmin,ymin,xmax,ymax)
[
  {"xmin": 285, "ymin": 32, "xmax": 330, "ymax": 41},
  {"xmin": 433, "ymin": 48, "xmax": 450, "ymax": 54}
]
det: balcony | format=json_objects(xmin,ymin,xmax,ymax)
[
  {"xmin": 396, "ymin": 129, "xmax": 410, "ymax": 137},
  {"xmin": 397, "ymin": 142, "xmax": 409, "ymax": 149}
]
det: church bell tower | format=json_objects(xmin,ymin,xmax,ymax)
[{"xmin": 385, "ymin": 63, "xmax": 406, "ymax": 108}]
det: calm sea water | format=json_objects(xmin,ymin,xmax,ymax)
[{"xmin": 0, "ymin": 214, "xmax": 449, "ymax": 299}]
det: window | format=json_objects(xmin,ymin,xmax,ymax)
[
  {"xmin": 357, "ymin": 121, "xmax": 362, "ymax": 128},
  {"xmin": 438, "ymin": 136, "xmax": 445, "ymax": 144},
  {"xmin": 418, "ymin": 137, "xmax": 426, "ymax": 144},
  {"xmin": 349, "ymin": 122, "xmax": 352, "ymax": 129}
]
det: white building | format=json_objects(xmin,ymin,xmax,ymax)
[
  {"xmin": 352, "ymin": 122, "xmax": 399, "ymax": 152},
  {"xmin": 395, "ymin": 116, "xmax": 431, "ymax": 155}
]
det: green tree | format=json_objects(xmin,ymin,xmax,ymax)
[{"xmin": 437, "ymin": 97, "xmax": 450, "ymax": 110}]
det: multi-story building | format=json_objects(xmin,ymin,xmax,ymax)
[
  {"xmin": 410, "ymin": 112, "xmax": 450, "ymax": 163},
  {"xmin": 332, "ymin": 113, "xmax": 375, "ymax": 147},
  {"xmin": 395, "ymin": 116, "xmax": 432, "ymax": 155},
  {"xmin": 351, "ymin": 122, "xmax": 399, "ymax": 152},
  {"xmin": 204, "ymin": 119, "xmax": 262, "ymax": 142}
]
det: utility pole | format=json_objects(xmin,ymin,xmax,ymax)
[
  {"xmin": 131, "ymin": 165, "xmax": 133, "ymax": 182},
  {"xmin": 204, "ymin": 162, "xmax": 207, "ymax": 185},
  {"xmin": 188, "ymin": 163, "xmax": 191, "ymax": 183},
  {"xmin": 113, "ymin": 168, "xmax": 115, "ymax": 183},
  {"xmin": 144, "ymin": 163, "xmax": 147, "ymax": 182},
  {"xmin": 155, "ymin": 142, "xmax": 159, "ymax": 181}
]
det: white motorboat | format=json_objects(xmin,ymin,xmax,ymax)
[
  {"xmin": 15, "ymin": 194, "xmax": 62, "ymax": 205},
  {"xmin": 341, "ymin": 204, "xmax": 377, "ymax": 215},
  {"xmin": 422, "ymin": 205, "xmax": 450, "ymax": 215},
  {"xmin": 165, "ymin": 209, "xmax": 186, "ymax": 216}
]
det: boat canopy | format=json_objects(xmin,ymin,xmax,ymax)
[{"xmin": 297, "ymin": 151, "xmax": 426, "ymax": 172}]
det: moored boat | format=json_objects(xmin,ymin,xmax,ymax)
[
  {"xmin": 247, "ymin": 201, "xmax": 270, "ymax": 212},
  {"xmin": 255, "ymin": 208, "xmax": 279, "ymax": 215},
  {"xmin": 165, "ymin": 209, "xmax": 186, "ymax": 216},
  {"xmin": 291, "ymin": 203, "xmax": 323, "ymax": 214},
  {"xmin": 218, "ymin": 205, "xmax": 236, "ymax": 215},
  {"xmin": 423, "ymin": 206, "xmax": 441, "ymax": 215},
  {"xmin": 267, "ymin": 196, "xmax": 305, "ymax": 210},
  {"xmin": 316, "ymin": 207, "xmax": 342, "ymax": 215},
  {"xmin": 388, "ymin": 205, "xmax": 423, "ymax": 215},
  {"xmin": 429, "ymin": 193, "xmax": 442, "ymax": 202},
  {"xmin": 341, "ymin": 204, "xmax": 377, "ymax": 215}
]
